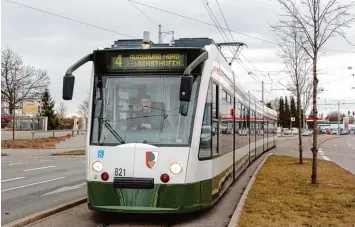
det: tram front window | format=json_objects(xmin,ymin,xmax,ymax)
[{"xmin": 91, "ymin": 75, "xmax": 200, "ymax": 146}]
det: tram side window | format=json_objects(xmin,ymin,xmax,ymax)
[
  {"xmin": 219, "ymin": 89, "xmax": 233, "ymax": 155},
  {"xmin": 212, "ymin": 83, "xmax": 219, "ymax": 155},
  {"xmin": 199, "ymin": 81, "xmax": 213, "ymax": 159},
  {"xmin": 240, "ymin": 104, "xmax": 248, "ymax": 147},
  {"xmin": 250, "ymin": 110, "xmax": 255, "ymax": 142},
  {"xmin": 258, "ymin": 114, "xmax": 262, "ymax": 141},
  {"xmin": 234, "ymin": 101, "xmax": 241, "ymax": 149}
]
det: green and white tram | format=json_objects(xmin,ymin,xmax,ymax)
[{"xmin": 62, "ymin": 32, "xmax": 277, "ymax": 213}]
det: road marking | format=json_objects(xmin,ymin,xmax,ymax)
[
  {"xmin": 1, "ymin": 177, "xmax": 26, "ymax": 183},
  {"xmin": 22, "ymin": 165, "xmax": 56, "ymax": 172},
  {"xmin": 1, "ymin": 177, "xmax": 66, "ymax": 192},
  {"xmin": 348, "ymin": 140, "xmax": 355, "ymax": 150},
  {"xmin": 8, "ymin": 162, "xmax": 24, "ymax": 166},
  {"xmin": 318, "ymin": 149, "xmax": 331, "ymax": 161},
  {"xmin": 41, "ymin": 182, "xmax": 86, "ymax": 196}
]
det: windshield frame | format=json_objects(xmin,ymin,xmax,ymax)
[{"xmin": 89, "ymin": 73, "xmax": 201, "ymax": 147}]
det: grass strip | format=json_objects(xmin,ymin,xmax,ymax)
[{"xmin": 238, "ymin": 155, "xmax": 355, "ymax": 227}]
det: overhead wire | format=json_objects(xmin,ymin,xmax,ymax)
[
  {"xmin": 128, "ymin": 0, "xmax": 355, "ymax": 54},
  {"xmin": 3, "ymin": 0, "xmax": 138, "ymax": 39},
  {"xmin": 215, "ymin": 0, "xmax": 234, "ymax": 44},
  {"xmin": 128, "ymin": 0, "xmax": 159, "ymax": 25},
  {"xmin": 201, "ymin": 0, "xmax": 234, "ymax": 55},
  {"xmin": 6, "ymin": 0, "xmax": 354, "ymax": 54},
  {"xmin": 128, "ymin": 0, "xmax": 277, "ymax": 45}
]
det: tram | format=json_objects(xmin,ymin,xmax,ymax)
[{"xmin": 62, "ymin": 31, "xmax": 277, "ymax": 213}]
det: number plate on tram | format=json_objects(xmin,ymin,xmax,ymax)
[{"xmin": 115, "ymin": 168, "xmax": 126, "ymax": 177}]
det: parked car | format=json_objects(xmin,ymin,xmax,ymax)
[
  {"xmin": 319, "ymin": 129, "xmax": 326, "ymax": 134},
  {"xmin": 302, "ymin": 130, "xmax": 311, "ymax": 136}
]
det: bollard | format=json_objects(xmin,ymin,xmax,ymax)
[
  {"xmin": 53, "ymin": 131, "xmax": 55, "ymax": 138},
  {"xmin": 72, "ymin": 130, "xmax": 74, "ymax": 137}
]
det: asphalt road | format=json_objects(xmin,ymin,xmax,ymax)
[
  {"xmin": 21, "ymin": 137, "xmax": 297, "ymax": 227},
  {"xmin": 320, "ymin": 134, "xmax": 355, "ymax": 174},
  {"xmin": 1, "ymin": 150, "xmax": 85, "ymax": 225}
]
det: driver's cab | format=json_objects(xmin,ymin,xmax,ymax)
[{"xmin": 127, "ymin": 85, "xmax": 169, "ymax": 131}]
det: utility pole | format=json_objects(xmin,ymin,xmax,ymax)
[
  {"xmin": 338, "ymin": 100, "xmax": 340, "ymax": 136},
  {"xmin": 12, "ymin": 88, "xmax": 16, "ymax": 140},
  {"xmin": 248, "ymin": 91, "xmax": 251, "ymax": 163},
  {"xmin": 158, "ymin": 25, "xmax": 162, "ymax": 44},
  {"xmin": 262, "ymin": 81, "xmax": 264, "ymax": 151}
]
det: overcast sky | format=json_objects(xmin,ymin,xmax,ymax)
[{"xmin": 2, "ymin": 0, "xmax": 355, "ymax": 117}]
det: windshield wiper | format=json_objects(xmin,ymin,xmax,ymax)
[{"xmin": 99, "ymin": 118, "xmax": 125, "ymax": 144}]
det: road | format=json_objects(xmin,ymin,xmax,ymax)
[
  {"xmin": 19, "ymin": 137, "xmax": 298, "ymax": 227},
  {"xmin": 320, "ymin": 134, "xmax": 355, "ymax": 174},
  {"xmin": 4, "ymin": 135, "xmax": 351, "ymax": 227},
  {"xmin": 1, "ymin": 150, "xmax": 85, "ymax": 225}
]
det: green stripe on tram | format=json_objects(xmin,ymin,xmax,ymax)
[{"xmin": 87, "ymin": 180, "xmax": 209, "ymax": 213}]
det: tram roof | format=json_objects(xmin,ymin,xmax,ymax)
[{"xmin": 109, "ymin": 38, "xmax": 214, "ymax": 49}]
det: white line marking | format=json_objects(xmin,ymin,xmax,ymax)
[
  {"xmin": 1, "ymin": 177, "xmax": 26, "ymax": 183},
  {"xmin": 1, "ymin": 177, "xmax": 66, "ymax": 192},
  {"xmin": 348, "ymin": 140, "xmax": 355, "ymax": 149},
  {"xmin": 41, "ymin": 182, "xmax": 86, "ymax": 196},
  {"xmin": 319, "ymin": 149, "xmax": 331, "ymax": 161},
  {"xmin": 8, "ymin": 162, "xmax": 24, "ymax": 166},
  {"xmin": 22, "ymin": 165, "xmax": 56, "ymax": 172}
]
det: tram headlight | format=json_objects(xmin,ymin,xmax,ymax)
[
  {"xmin": 92, "ymin": 161, "xmax": 103, "ymax": 172},
  {"xmin": 169, "ymin": 162, "xmax": 183, "ymax": 175}
]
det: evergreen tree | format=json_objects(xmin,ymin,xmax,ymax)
[
  {"xmin": 290, "ymin": 96, "xmax": 297, "ymax": 127},
  {"xmin": 278, "ymin": 97, "xmax": 284, "ymax": 127},
  {"xmin": 41, "ymin": 88, "xmax": 58, "ymax": 130},
  {"xmin": 284, "ymin": 96, "xmax": 290, "ymax": 128}
]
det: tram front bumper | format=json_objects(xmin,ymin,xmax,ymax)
[{"xmin": 87, "ymin": 181, "xmax": 204, "ymax": 213}]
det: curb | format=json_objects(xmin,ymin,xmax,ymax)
[
  {"xmin": 227, "ymin": 153, "xmax": 272, "ymax": 227},
  {"xmin": 318, "ymin": 136, "xmax": 341, "ymax": 150},
  {"xmin": 3, "ymin": 198, "xmax": 87, "ymax": 227}
]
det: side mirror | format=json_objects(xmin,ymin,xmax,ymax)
[
  {"xmin": 179, "ymin": 76, "xmax": 194, "ymax": 102},
  {"xmin": 94, "ymin": 99, "xmax": 103, "ymax": 118},
  {"xmin": 63, "ymin": 74, "xmax": 75, "ymax": 100}
]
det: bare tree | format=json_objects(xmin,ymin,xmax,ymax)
[
  {"xmin": 56, "ymin": 102, "xmax": 67, "ymax": 119},
  {"xmin": 269, "ymin": 97, "xmax": 280, "ymax": 112},
  {"xmin": 1, "ymin": 48, "xmax": 50, "ymax": 139},
  {"xmin": 77, "ymin": 98, "xmax": 89, "ymax": 118},
  {"xmin": 326, "ymin": 111, "xmax": 345, "ymax": 121},
  {"xmin": 274, "ymin": 21, "xmax": 310, "ymax": 164},
  {"xmin": 273, "ymin": 0, "xmax": 355, "ymax": 184}
]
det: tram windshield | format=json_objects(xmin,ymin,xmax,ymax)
[{"xmin": 91, "ymin": 75, "xmax": 200, "ymax": 146}]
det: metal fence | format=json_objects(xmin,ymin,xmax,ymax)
[{"xmin": 13, "ymin": 116, "xmax": 48, "ymax": 131}]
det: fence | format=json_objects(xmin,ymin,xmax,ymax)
[{"xmin": 12, "ymin": 116, "xmax": 48, "ymax": 131}]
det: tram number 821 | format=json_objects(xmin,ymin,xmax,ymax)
[{"xmin": 115, "ymin": 168, "xmax": 126, "ymax": 176}]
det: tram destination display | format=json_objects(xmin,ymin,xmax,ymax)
[{"xmin": 109, "ymin": 52, "xmax": 186, "ymax": 71}]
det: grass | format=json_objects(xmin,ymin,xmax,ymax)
[
  {"xmin": 1, "ymin": 134, "xmax": 72, "ymax": 149},
  {"xmin": 52, "ymin": 149, "xmax": 85, "ymax": 155},
  {"xmin": 238, "ymin": 155, "xmax": 355, "ymax": 227}
]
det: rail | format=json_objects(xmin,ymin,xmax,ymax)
[{"xmin": 30, "ymin": 129, "xmax": 87, "ymax": 140}]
